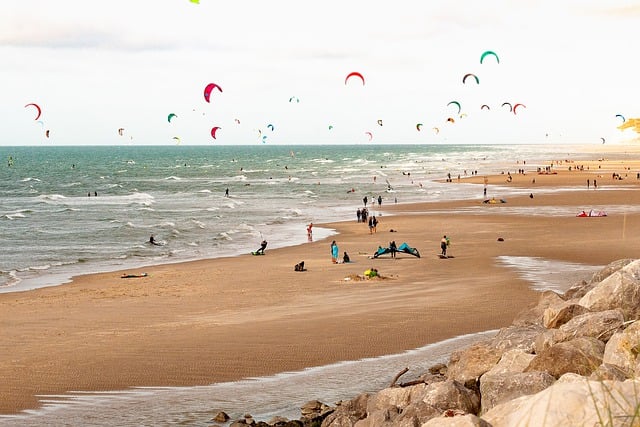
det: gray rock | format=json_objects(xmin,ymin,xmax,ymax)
[
  {"xmin": 482, "ymin": 374, "xmax": 640, "ymax": 427},
  {"xmin": 479, "ymin": 371, "xmax": 555, "ymax": 413},
  {"xmin": 490, "ymin": 324, "xmax": 544, "ymax": 353},
  {"xmin": 525, "ymin": 336, "xmax": 605, "ymax": 378},
  {"xmin": 579, "ymin": 259, "xmax": 640, "ymax": 320}
]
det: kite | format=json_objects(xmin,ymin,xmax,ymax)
[
  {"xmin": 501, "ymin": 102, "xmax": 513, "ymax": 112},
  {"xmin": 447, "ymin": 117, "xmax": 455, "ymax": 124},
  {"xmin": 365, "ymin": 131, "xmax": 373, "ymax": 141},
  {"xmin": 234, "ymin": 118, "xmax": 240, "ymax": 124},
  {"xmin": 513, "ymin": 103, "xmax": 526, "ymax": 115},
  {"xmin": 267, "ymin": 124, "xmax": 274, "ymax": 131},
  {"xmin": 447, "ymin": 101, "xmax": 461, "ymax": 115},
  {"xmin": 432, "ymin": 127, "xmax": 440, "ymax": 134},
  {"xmin": 345, "ymin": 71, "xmax": 365, "ymax": 86},
  {"xmin": 168, "ymin": 113, "xmax": 177, "ymax": 123},
  {"xmin": 190, "ymin": 0, "xmax": 199, "ymax": 3},
  {"xmin": 462, "ymin": 73, "xmax": 479, "ymax": 85},
  {"xmin": 210, "ymin": 126, "xmax": 221, "ymax": 139},
  {"xmin": 25, "ymin": 103, "xmax": 42, "ymax": 120},
  {"xmin": 204, "ymin": 83, "xmax": 222, "ymax": 103},
  {"xmin": 416, "ymin": 123, "xmax": 423, "ymax": 131},
  {"xmin": 480, "ymin": 50, "xmax": 499, "ymax": 64},
  {"xmin": 45, "ymin": 130, "xmax": 50, "ymax": 138},
  {"xmin": 480, "ymin": 104, "xmax": 490, "ymax": 111},
  {"xmin": 172, "ymin": 136, "xmax": 181, "ymax": 144},
  {"xmin": 328, "ymin": 125, "xmax": 334, "ymax": 130},
  {"xmin": 118, "ymin": 128, "xmax": 125, "ymax": 136},
  {"xmin": 616, "ymin": 114, "xmax": 626, "ymax": 123},
  {"xmin": 600, "ymin": 137, "xmax": 606, "ymax": 144},
  {"xmin": 289, "ymin": 96, "xmax": 300, "ymax": 103},
  {"xmin": 377, "ymin": 119, "xmax": 383, "ymax": 126}
]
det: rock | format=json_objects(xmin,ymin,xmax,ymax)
[
  {"xmin": 422, "ymin": 380, "xmax": 480, "ymax": 415},
  {"xmin": 602, "ymin": 320, "xmax": 640, "ymax": 374},
  {"xmin": 322, "ymin": 394, "xmax": 369, "ymax": 427},
  {"xmin": 589, "ymin": 363, "xmax": 631, "ymax": 381},
  {"xmin": 212, "ymin": 411, "xmax": 230, "ymax": 423},
  {"xmin": 490, "ymin": 324, "xmax": 545, "ymax": 353},
  {"xmin": 479, "ymin": 371, "xmax": 555, "ymax": 412},
  {"xmin": 484, "ymin": 349, "xmax": 535, "ymax": 377},
  {"xmin": 579, "ymin": 259, "xmax": 640, "ymax": 320},
  {"xmin": 482, "ymin": 374, "xmax": 640, "ymax": 427},
  {"xmin": 525, "ymin": 336, "xmax": 605, "ymax": 378},
  {"xmin": 391, "ymin": 401, "xmax": 440, "ymax": 426},
  {"xmin": 446, "ymin": 342, "xmax": 503, "ymax": 387},
  {"xmin": 589, "ymin": 259, "xmax": 635, "ymax": 285},
  {"xmin": 366, "ymin": 384, "xmax": 427, "ymax": 413},
  {"xmin": 511, "ymin": 290, "xmax": 566, "ymax": 327},
  {"xmin": 429, "ymin": 363, "xmax": 448, "ymax": 375},
  {"xmin": 542, "ymin": 302, "xmax": 590, "ymax": 328},
  {"xmin": 421, "ymin": 413, "xmax": 491, "ymax": 426},
  {"xmin": 300, "ymin": 400, "xmax": 331, "ymax": 419},
  {"xmin": 558, "ymin": 309, "xmax": 625, "ymax": 342}
]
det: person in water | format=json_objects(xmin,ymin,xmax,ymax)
[
  {"xmin": 256, "ymin": 240, "xmax": 268, "ymax": 254},
  {"xmin": 149, "ymin": 235, "xmax": 161, "ymax": 246}
]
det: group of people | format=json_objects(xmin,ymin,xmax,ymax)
[{"xmin": 330, "ymin": 240, "xmax": 350, "ymax": 264}]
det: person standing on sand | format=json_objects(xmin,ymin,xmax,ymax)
[
  {"xmin": 330, "ymin": 240, "xmax": 339, "ymax": 264},
  {"xmin": 440, "ymin": 235, "xmax": 449, "ymax": 257},
  {"xmin": 390, "ymin": 240, "xmax": 397, "ymax": 258},
  {"xmin": 363, "ymin": 196, "xmax": 368, "ymax": 207},
  {"xmin": 372, "ymin": 216, "xmax": 378, "ymax": 233},
  {"xmin": 307, "ymin": 222, "xmax": 313, "ymax": 241}
]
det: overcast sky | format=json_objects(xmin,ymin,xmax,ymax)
[{"xmin": 2, "ymin": 0, "xmax": 639, "ymax": 146}]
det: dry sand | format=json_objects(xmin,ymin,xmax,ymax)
[{"xmin": 3, "ymin": 148, "xmax": 640, "ymax": 414}]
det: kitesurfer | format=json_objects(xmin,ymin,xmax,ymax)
[{"xmin": 256, "ymin": 240, "xmax": 268, "ymax": 255}]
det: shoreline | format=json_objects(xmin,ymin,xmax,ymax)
[{"xmin": 3, "ymin": 148, "xmax": 640, "ymax": 417}]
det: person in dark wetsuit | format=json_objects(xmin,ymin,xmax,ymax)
[{"xmin": 256, "ymin": 240, "xmax": 268, "ymax": 254}]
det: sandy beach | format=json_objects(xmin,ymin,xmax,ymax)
[{"xmin": 3, "ymin": 150, "xmax": 640, "ymax": 415}]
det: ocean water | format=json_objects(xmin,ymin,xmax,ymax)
[
  {"xmin": 0, "ymin": 143, "xmax": 598, "ymax": 292},
  {"xmin": 0, "ymin": 144, "xmax": 608, "ymax": 425}
]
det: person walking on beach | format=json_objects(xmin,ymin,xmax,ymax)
[
  {"xmin": 363, "ymin": 196, "xmax": 368, "ymax": 207},
  {"xmin": 372, "ymin": 216, "xmax": 378, "ymax": 233},
  {"xmin": 440, "ymin": 235, "xmax": 449, "ymax": 257},
  {"xmin": 356, "ymin": 208, "xmax": 362, "ymax": 223},
  {"xmin": 307, "ymin": 222, "xmax": 313, "ymax": 240},
  {"xmin": 225, "ymin": 188, "xmax": 229, "ymax": 197},
  {"xmin": 378, "ymin": 195, "xmax": 382, "ymax": 206},
  {"xmin": 368, "ymin": 216, "xmax": 374, "ymax": 234},
  {"xmin": 330, "ymin": 240, "xmax": 339, "ymax": 264}
]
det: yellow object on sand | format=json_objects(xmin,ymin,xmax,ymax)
[{"xmin": 364, "ymin": 269, "xmax": 378, "ymax": 278}]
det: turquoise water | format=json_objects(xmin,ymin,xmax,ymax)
[{"xmin": 0, "ymin": 144, "xmax": 594, "ymax": 291}]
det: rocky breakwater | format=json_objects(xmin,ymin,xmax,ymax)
[{"xmin": 222, "ymin": 258, "xmax": 640, "ymax": 426}]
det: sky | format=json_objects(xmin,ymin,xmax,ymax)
[{"xmin": 1, "ymin": 0, "xmax": 639, "ymax": 146}]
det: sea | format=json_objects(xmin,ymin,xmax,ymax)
[{"xmin": 0, "ymin": 144, "xmax": 609, "ymax": 425}]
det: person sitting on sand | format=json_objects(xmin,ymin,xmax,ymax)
[
  {"xmin": 256, "ymin": 240, "xmax": 268, "ymax": 255},
  {"xmin": 343, "ymin": 251, "xmax": 350, "ymax": 263}
]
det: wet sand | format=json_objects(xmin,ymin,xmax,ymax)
[{"xmin": 3, "ymin": 148, "xmax": 640, "ymax": 414}]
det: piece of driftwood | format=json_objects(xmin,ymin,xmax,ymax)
[{"xmin": 389, "ymin": 367, "xmax": 409, "ymax": 387}]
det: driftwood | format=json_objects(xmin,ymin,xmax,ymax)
[{"xmin": 389, "ymin": 367, "xmax": 409, "ymax": 387}]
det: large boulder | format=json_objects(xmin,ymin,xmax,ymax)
[
  {"xmin": 489, "ymin": 324, "xmax": 545, "ymax": 353},
  {"xmin": 446, "ymin": 342, "xmax": 503, "ymax": 387},
  {"xmin": 484, "ymin": 349, "xmax": 535, "ymax": 377},
  {"xmin": 579, "ymin": 259, "xmax": 640, "ymax": 320},
  {"xmin": 511, "ymin": 290, "xmax": 566, "ymax": 326},
  {"xmin": 482, "ymin": 374, "xmax": 640, "ymax": 427},
  {"xmin": 322, "ymin": 394, "xmax": 368, "ymax": 427},
  {"xmin": 542, "ymin": 301, "xmax": 590, "ymax": 328},
  {"xmin": 421, "ymin": 414, "xmax": 491, "ymax": 426},
  {"xmin": 525, "ymin": 336, "xmax": 605, "ymax": 378},
  {"xmin": 422, "ymin": 380, "xmax": 480, "ymax": 415},
  {"xmin": 479, "ymin": 371, "xmax": 555, "ymax": 413},
  {"xmin": 366, "ymin": 383, "xmax": 427, "ymax": 413},
  {"xmin": 602, "ymin": 320, "xmax": 640, "ymax": 374}
]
